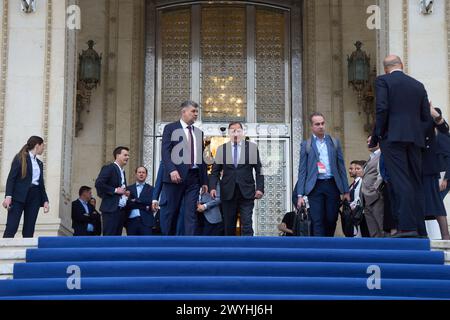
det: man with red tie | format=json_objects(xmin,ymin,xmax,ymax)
[{"xmin": 159, "ymin": 101, "xmax": 208, "ymax": 236}]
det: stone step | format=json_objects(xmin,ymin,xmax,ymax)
[
  {"xmin": 0, "ymin": 264, "xmax": 14, "ymax": 280},
  {"xmin": 0, "ymin": 239, "xmax": 37, "ymax": 280},
  {"xmin": 0, "ymin": 249, "xmax": 26, "ymax": 261},
  {"xmin": 431, "ymin": 240, "xmax": 450, "ymax": 265},
  {"xmin": 0, "ymin": 239, "xmax": 37, "ymax": 251}
]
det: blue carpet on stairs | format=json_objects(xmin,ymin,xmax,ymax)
[{"xmin": 0, "ymin": 236, "xmax": 449, "ymax": 300}]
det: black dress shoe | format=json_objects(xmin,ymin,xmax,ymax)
[{"xmin": 391, "ymin": 231, "xmax": 420, "ymax": 238}]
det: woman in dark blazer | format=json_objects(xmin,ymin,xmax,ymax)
[
  {"xmin": 422, "ymin": 107, "xmax": 450, "ymax": 240},
  {"xmin": 2, "ymin": 136, "xmax": 49, "ymax": 238}
]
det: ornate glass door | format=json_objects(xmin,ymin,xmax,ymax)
[{"xmin": 145, "ymin": 1, "xmax": 302, "ymax": 236}]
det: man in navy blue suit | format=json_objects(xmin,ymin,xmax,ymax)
[
  {"xmin": 71, "ymin": 186, "xmax": 100, "ymax": 236},
  {"xmin": 160, "ymin": 101, "xmax": 208, "ymax": 235},
  {"xmin": 296, "ymin": 113, "xmax": 350, "ymax": 237},
  {"xmin": 95, "ymin": 146, "xmax": 130, "ymax": 236},
  {"xmin": 125, "ymin": 166, "xmax": 155, "ymax": 236},
  {"xmin": 371, "ymin": 55, "xmax": 432, "ymax": 238}
]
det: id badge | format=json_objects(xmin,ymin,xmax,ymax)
[{"xmin": 317, "ymin": 162, "xmax": 327, "ymax": 174}]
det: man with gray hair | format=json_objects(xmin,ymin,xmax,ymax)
[
  {"xmin": 370, "ymin": 55, "xmax": 433, "ymax": 238},
  {"xmin": 160, "ymin": 100, "xmax": 208, "ymax": 235}
]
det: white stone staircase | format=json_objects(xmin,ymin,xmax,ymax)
[{"xmin": 0, "ymin": 239, "xmax": 38, "ymax": 279}]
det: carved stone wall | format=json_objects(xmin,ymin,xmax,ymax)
[{"xmin": 73, "ymin": 0, "xmax": 145, "ymax": 210}]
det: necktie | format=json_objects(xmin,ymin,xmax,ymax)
[
  {"xmin": 188, "ymin": 126, "xmax": 195, "ymax": 168},
  {"xmin": 233, "ymin": 143, "xmax": 238, "ymax": 168},
  {"xmin": 137, "ymin": 184, "xmax": 144, "ymax": 198},
  {"xmin": 350, "ymin": 181, "xmax": 355, "ymax": 191}
]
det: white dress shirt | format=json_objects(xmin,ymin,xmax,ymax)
[
  {"xmin": 29, "ymin": 151, "xmax": 40, "ymax": 186},
  {"xmin": 114, "ymin": 162, "xmax": 127, "ymax": 208},
  {"xmin": 350, "ymin": 177, "xmax": 362, "ymax": 209},
  {"xmin": 180, "ymin": 119, "xmax": 198, "ymax": 168}
]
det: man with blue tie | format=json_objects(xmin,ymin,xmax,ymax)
[
  {"xmin": 160, "ymin": 101, "xmax": 208, "ymax": 236},
  {"xmin": 296, "ymin": 113, "xmax": 350, "ymax": 237},
  {"xmin": 210, "ymin": 122, "xmax": 264, "ymax": 236},
  {"xmin": 71, "ymin": 186, "xmax": 97, "ymax": 236},
  {"xmin": 125, "ymin": 166, "xmax": 155, "ymax": 236}
]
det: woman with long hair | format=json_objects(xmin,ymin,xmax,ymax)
[{"xmin": 2, "ymin": 136, "xmax": 49, "ymax": 238}]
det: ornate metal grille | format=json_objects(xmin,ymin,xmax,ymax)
[
  {"xmin": 200, "ymin": 6, "xmax": 247, "ymax": 123},
  {"xmin": 255, "ymin": 8, "xmax": 286, "ymax": 123},
  {"xmin": 254, "ymin": 139, "xmax": 287, "ymax": 236},
  {"xmin": 160, "ymin": 9, "xmax": 191, "ymax": 122}
]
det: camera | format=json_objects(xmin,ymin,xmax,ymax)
[{"xmin": 220, "ymin": 126, "xmax": 227, "ymax": 136}]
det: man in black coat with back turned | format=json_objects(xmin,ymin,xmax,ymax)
[
  {"xmin": 371, "ymin": 55, "xmax": 432, "ymax": 238},
  {"xmin": 209, "ymin": 122, "xmax": 264, "ymax": 236}
]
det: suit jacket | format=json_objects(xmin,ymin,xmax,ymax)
[
  {"xmin": 71, "ymin": 199, "xmax": 101, "ymax": 236},
  {"xmin": 209, "ymin": 141, "xmax": 264, "ymax": 201},
  {"xmin": 199, "ymin": 184, "xmax": 222, "ymax": 224},
  {"xmin": 422, "ymin": 119, "xmax": 449, "ymax": 176},
  {"xmin": 161, "ymin": 121, "xmax": 208, "ymax": 186},
  {"xmin": 126, "ymin": 183, "xmax": 155, "ymax": 227},
  {"xmin": 375, "ymin": 71, "xmax": 432, "ymax": 147},
  {"xmin": 152, "ymin": 161, "xmax": 164, "ymax": 202},
  {"xmin": 95, "ymin": 163, "xmax": 127, "ymax": 213},
  {"xmin": 5, "ymin": 154, "xmax": 49, "ymax": 205},
  {"xmin": 361, "ymin": 152, "xmax": 383, "ymax": 207},
  {"xmin": 296, "ymin": 135, "xmax": 349, "ymax": 196}
]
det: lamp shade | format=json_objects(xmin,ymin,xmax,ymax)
[{"xmin": 79, "ymin": 40, "xmax": 102, "ymax": 89}]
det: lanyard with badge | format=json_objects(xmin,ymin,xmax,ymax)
[{"xmin": 316, "ymin": 138, "xmax": 327, "ymax": 174}]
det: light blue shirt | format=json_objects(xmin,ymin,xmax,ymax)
[
  {"xmin": 314, "ymin": 135, "xmax": 333, "ymax": 180},
  {"xmin": 129, "ymin": 183, "xmax": 145, "ymax": 219},
  {"xmin": 79, "ymin": 199, "xmax": 94, "ymax": 232}
]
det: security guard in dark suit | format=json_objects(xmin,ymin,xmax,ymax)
[{"xmin": 3, "ymin": 136, "xmax": 49, "ymax": 238}]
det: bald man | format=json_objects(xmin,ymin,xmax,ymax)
[{"xmin": 370, "ymin": 55, "xmax": 432, "ymax": 238}]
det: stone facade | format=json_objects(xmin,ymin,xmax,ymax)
[{"xmin": 0, "ymin": 0, "xmax": 448, "ymax": 236}]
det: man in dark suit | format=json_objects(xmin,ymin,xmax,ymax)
[
  {"xmin": 95, "ymin": 146, "xmax": 130, "ymax": 236},
  {"xmin": 160, "ymin": 101, "xmax": 208, "ymax": 236},
  {"xmin": 72, "ymin": 186, "xmax": 98, "ymax": 236},
  {"xmin": 371, "ymin": 55, "xmax": 432, "ymax": 238},
  {"xmin": 88, "ymin": 197, "xmax": 102, "ymax": 236},
  {"xmin": 296, "ymin": 113, "xmax": 350, "ymax": 237},
  {"xmin": 209, "ymin": 122, "xmax": 264, "ymax": 236},
  {"xmin": 125, "ymin": 166, "xmax": 155, "ymax": 236}
]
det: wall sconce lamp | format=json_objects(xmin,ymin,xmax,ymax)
[
  {"xmin": 420, "ymin": 0, "xmax": 434, "ymax": 15},
  {"xmin": 21, "ymin": 0, "xmax": 36, "ymax": 13},
  {"xmin": 347, "ymin": 41, "xmax": 376, "ymax": 134},
  {"xmin": 75, "ymin": 40, "xmax": 102, "ymax": 137}
]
